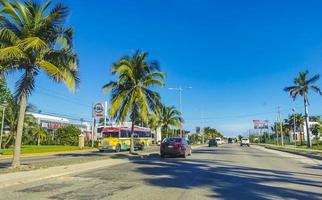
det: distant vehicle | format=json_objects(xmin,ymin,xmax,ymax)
[
  {"xmin": 160, "ymin": 137, "xmax": 192, "ymax": 158},
  {"xmin": 228, "ymin": 138, "xmax": 233, "ymax": 144},
  {"xmin": 215, "ymin": 137, "xmax": 222, "ymax": 145},
  {"xmin": 240, "ymin": 138, "xmax": 250, "ymax": 147},
  {"xmin": 208, "ymin": 139, "xmax": 218, "ymax": 147}
]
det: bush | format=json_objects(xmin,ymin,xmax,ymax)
[{"xmin": 55, "ymin": 125, "xmax": 81, "ymax": 146}]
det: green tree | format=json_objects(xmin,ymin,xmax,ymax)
[
  {"xmin": 203, "ymin": 127, "xmax": 223, "ymax": 141},
  {"xmin": 310, "ymin": 123, "xmax": 321, "ymax": 145},
  {"xmin": 102, "ymin": 50, "xmax": 165, "ymax": 153},
  {"xmin": 0, "ymin": 0, "xmax": 79, "ymax": 167},
  {"xmin": 160, "ymin": 105, "xmax": 183, "ymax": 138},
  {"xmin": 0, "ymin": 78, "xmax": 11, "ymax": 104},
  {"xmin": 284, "ymin": 70, "xmax": 322, "ymax": 147},
  {"xmin": 56, "ymin": 125, "xmax": 80, "ymax": 146}
]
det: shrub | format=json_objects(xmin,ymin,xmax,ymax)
[{"xmin": 56, "ymin": 125, "xmax": 81, "ymax": 146}]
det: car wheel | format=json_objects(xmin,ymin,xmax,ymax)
[
  {"xmin": 115, "ymin": 144, "xmax": 121, "ymax": 152},
  {"xmin": 188, "ymin": 149, "xmax": 192, "ymax": 156}
]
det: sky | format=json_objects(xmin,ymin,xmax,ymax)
[{"xmin": 6, "ymin": 0, "xmax": 322, "ymax": 136}]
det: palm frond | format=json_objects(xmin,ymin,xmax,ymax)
[
  {"xmin": 0, "ymin": 46, "xmax": 26, "ymax": 61},
  {"xmin": 17, "ymin": 37, "xmax": 48, "ymax": 51},
  {"xmin": 306, "ymin": 74, "xmax": 320, "ymax": 85},
  {"xmin": 0, "ymin": 28, "xmax": 19, "ymax": 44},
  {"xmin": 0, "ymin": 0, "xmax": 23, "ymax": 27}
]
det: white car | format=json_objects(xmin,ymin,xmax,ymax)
[
  {"xmin": 215, "ymin": 138, "xmax": 222, "ymax": 145},
  {"xmin": 240, "ymin": 138, "xmax": 250, "ymax": 147}
]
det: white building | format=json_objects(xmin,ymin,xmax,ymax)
[
  {"xmin": 27, "ymin": 112, "xmax": 91, "ymax": 132},
  {"xmin": 290, "ymin": 121, "xmax": 321, "ymax": 142}
]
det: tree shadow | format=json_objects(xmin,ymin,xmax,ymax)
[{"xmin": 131, "ymin": 156, "xmax": 322, "ymax": 199}]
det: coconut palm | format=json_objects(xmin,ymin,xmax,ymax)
[
  {"xmin": 0, "ymin": 0, "xmax": 79, "ymax": 167},
  {"xmin": 102, "ymin": 50, "xmax": 165, "ymax": 153},
  {"xmin": 284, "ymin": 70, "xmax": 322, "ymax": 147},
  {"xmin": 160, "ymin": 105, "xmax": 183, "ymax": 138}
]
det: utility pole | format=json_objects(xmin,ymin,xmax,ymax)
[
  {"xmin": 275, "ymin": 116, "xmax": 279, "ymax": 145},
  {"xmin": 168, "ymin": 86, "xmax": 192, "ymax": 138},
  {"xmin": 277, "ymin": 106, "xmax": 284, "ymax": 146},
  {"xmin": 292, "ymin": 108, "xmax": 296, "ymax": 147}
]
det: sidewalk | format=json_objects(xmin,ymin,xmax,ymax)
[
  {"xmin": 0, "ymin": 157, "xmax": 129, "ymax": 189},
  {"xmin": 254, "ymin": 143, "xmax": 322, "ymax": 161}
]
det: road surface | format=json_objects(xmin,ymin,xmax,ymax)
[{"xmin": 0, "ymin": 144, "xmax": 321, "ymax": 200}]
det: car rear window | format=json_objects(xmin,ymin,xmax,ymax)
[{"xmin": 163, "ymin": 138, "xmax": 182, "ymax": 143}]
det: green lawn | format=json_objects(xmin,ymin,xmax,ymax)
[{"xmin": 0, "ymin": 145, "xmax": 95, "ymax": 155}]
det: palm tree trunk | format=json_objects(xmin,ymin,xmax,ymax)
[
  {"xmin": 12, "ymin": 94, "xmax": 27, "ymax": 168},
  {"xmin": 37, "ymin": 134, "xmax": 40, "ymax": 146},
  {"xmin": 130, "ymin": 122, "xmax": 135, "ymax": 154},
  {"xmin": 304, "ymin": 97, "xmax": 311, "ymax": 147}
]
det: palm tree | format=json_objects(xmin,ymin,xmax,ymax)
[
  {"xmin": 160, "ymin": 105, "xmax": 183, "ymax": 138},
  {"xmin": 0, "ymin": 1, "xmax": 79, "ymax": 167},
  {"xmin": 284, "ymin": 70, "xmax": 322, "ymax": 147},
  {"xmin": 102, "ymin": 50, "xmax": 165, "ymax": 153}
]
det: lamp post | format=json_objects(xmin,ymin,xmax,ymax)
[
  {"xmin": 0, "ymin": 102, "xmax": 8, "ymax": 150},
  {"xmin": 168, "ymin": 86, "xmax": 192, "ymax": 138}
]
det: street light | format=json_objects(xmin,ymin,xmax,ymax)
[
  {"xmin": 168, "ymin": 86, "xmax": 192, "ymax": 137},
  {"xmin": 0, "ymin": 102, "xmax": 8, "ymax": 150}
]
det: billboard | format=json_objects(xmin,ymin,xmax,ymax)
[{"xmin": 253, "ymin": 120, "xmax": 269, "ymax": 129}]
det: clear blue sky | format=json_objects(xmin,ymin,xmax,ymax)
[{"xmin": 6, "ymin": 0, "xmax": 322, "ymax": 136}]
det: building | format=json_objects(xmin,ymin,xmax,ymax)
[
  {"xmin": 27, "ymin": 112, "xmax": 92, "ymax": 134},
  {"xmin": 290, "ymin": 121, "xmax": 322, "ymax": 142}
]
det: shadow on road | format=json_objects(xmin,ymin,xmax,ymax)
[{"xmin": 131, "ymin": 151, "xmax": 322, "ymax": 200}]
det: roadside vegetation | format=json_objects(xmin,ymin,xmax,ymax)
[{"xmin": 1, "ymin": 145, "xmax": 94, "ymax": 156}]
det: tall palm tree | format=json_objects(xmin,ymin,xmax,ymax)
[
  {"xmin": 284, "ymin": 70, "xmax": 322, "ymax": 147},
  {"xmin": 0, "ymin": 0, "xmax": 79, "ymax": 167},
  {"xmin": 160, "ymin": 105, "xmax": 183, "ymax": 138},
  {"xmin": 102, "ymin": 50, "xmax": 165, "ymax": 153}
]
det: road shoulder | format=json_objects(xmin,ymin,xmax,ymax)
[{"xmin": 251, "ymin": 145, "xmax": 322, "ymax": 165}]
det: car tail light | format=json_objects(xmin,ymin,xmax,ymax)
[{"xmin": 174, "ymin": 142, "xmax": 181, "ymax": 148}]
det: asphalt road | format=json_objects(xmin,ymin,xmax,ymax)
[{"xmin": 0, "ymin": 144, "xmax": 321, "ymax": 200}]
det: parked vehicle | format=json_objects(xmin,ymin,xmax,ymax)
[
  {"xmin": 160, "ymin": 137, "xmax": 192, "ymax": 158},
  {"xmin": 208, "ymin": 139, "xmax": 218, "ymax": 147},
  {"xmin": 240, "ymin": 138, "xmax": 250, "ymax": 147},
  {"xmin": 215, "ymin": 137, "xmax": 222, "ymax": 145}
]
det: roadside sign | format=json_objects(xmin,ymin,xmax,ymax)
[{"xmin": 93, "ymin": 102, "xmax": 105, "ymax": 117}]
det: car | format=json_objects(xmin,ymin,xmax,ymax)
[
  {"xmin": 208, "ymin": 139, "xmax": 218, "ymax": 147},
  {"xmin": 240, "ymin": 138, "xmax": 250, "ymax": 147},
  {"xmin": 228, "ymin": 138, "xmax": 233, "ymax": 144},
  {"xmin": 160, "ymin": 137, "xmax": 192, "ymax": 158},
  {"xmin": 215, "ymin": 137, "xmax": 222, "ymax": 145}
]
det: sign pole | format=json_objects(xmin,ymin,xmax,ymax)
[{"xmin": 104, "ymin": 101, "xmax": 107, "ymax": 127}]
